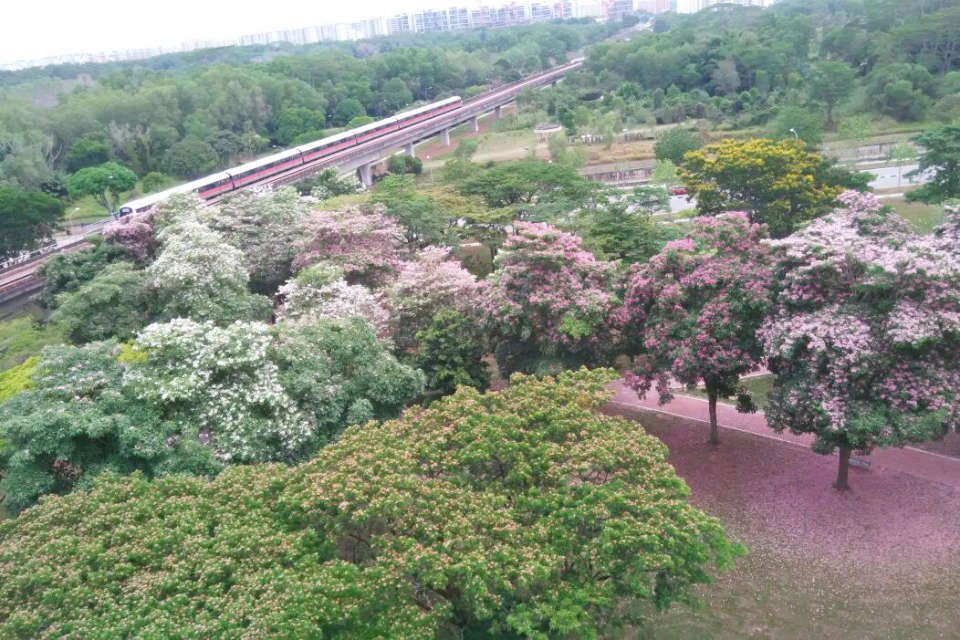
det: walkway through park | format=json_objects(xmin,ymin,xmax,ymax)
[{"xmin": 606, "ymin": 381, "xmax": 960, "ymax": 490}]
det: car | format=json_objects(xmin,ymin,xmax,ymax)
[{"xmin": 669, "ymin": 186, "xmax": 687, "ymax": 196}]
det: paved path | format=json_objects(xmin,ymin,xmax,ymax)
[{"xmin": 607, "ymin": 381, "xmax": 960, "ymax": 490}]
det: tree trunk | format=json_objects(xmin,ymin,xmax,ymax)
[
  {"xmin": 834, "ymin": 445, "xmax": 851, "ymax": 491},
  {"xmin": 707, "ymin": 386, "xmax": 720, "ymax": 446}
]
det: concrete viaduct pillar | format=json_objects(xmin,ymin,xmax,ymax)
[
  {"xmin": 357, "ymin": 163, "xmax": 374, "ymax": 188},
  {"xmin": 404, "ymin": 142, "xmax": 415, "ymax": 157},
  {"xmin": 470, "ymin": 116, "xmax": 480, "ymax": 133},
  {"xmin": 442, "ymin": 128, "xmax": 451, "ymax": 146},
  {"xmin": 495, "ymin": 105, "xmax": 502, "ymax": 119}
]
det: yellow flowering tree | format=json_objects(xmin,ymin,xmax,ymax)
[{"xmin": 680, "ymin": 138, "xmax": 843, "ymax": 238}]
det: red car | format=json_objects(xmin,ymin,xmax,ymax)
[{"xmin": 669, "ymin": 186, "xmax": 687, "ymax": 196}]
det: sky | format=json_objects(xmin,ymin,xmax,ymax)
[{"xmin": 1, "ymin": 0, "xmax": 468, "ymax": 65}]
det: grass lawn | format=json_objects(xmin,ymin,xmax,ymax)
[
  {"xmin": 680, "ymin": 374, "xmax": 775, "ymax": 410},
  {"xmin": 63, "ymin": 194, "xmax": 115, "ymax": 221},
  {"xmin": 889, "ymin": 198, "xmax": 946, "ymax": 233},
  {"xmin": 0, "ymin": 307, "xmax": 65, "ymax": 373}
]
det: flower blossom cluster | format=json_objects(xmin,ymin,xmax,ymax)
[
  {"xmin": 277, "ymin": 276, "xmax": 393, "ymax": 343},
  {"xmin": 292, "ymin": 206, "xmax": 406, "ymax": 287},
  {"xmin": 127, "ymin": 318, "xmax": 312, "ymax": 463},
  {"xmin": 385, "ymin": 246, "xmax": 479, "ymax": 350},
  {"xmin": 482, "ymin": 222, "xmax": 616, "ymax": 348},
  {"xmin": 620, "ymin": 212, "xmax": 773, "ymax": 403},
  {"xmin": 760, "ymin": 191, "xmax": 959, "ymax": 444},
  {"xmin": 103, "ymin": 210, "xmax": 155, "ymax": 261}
]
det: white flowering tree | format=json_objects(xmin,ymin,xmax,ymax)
[
  {"xmin": 127, "ymin": 319, "xmax": 313, "ymax": 464},
  {"xmin": 761, "ymin": 192, "xmax": 960, "ymax": 490},
  {"xmin": 277, "ymin": 264, "xmax": 393, "ymax": 343},
  {"xmin": 198, "ymin": 188, "xmax": 310, "ymax": 293},
  {"xmin": 147, "ymin": 216, "xmax": 271, "ymax": 324},
  {"xmin": 271, "ymin": 318, "xmax": 424, "ymax": 444}
]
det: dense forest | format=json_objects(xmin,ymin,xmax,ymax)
[
  {"xmin": 522, "ymin": 0, "xmax": 960, "ymax": 142},
  {"xmin": 0, "ymin": 20, "xmax": 620, "ymax": 192}
]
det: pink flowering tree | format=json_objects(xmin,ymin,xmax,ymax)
[
  {"xmin": 761, "ymin": 191, "xmax": 960, "ymax": 490},
  {"xmin": 102, "ymin": 210, "xmax": 155, "ymax": 261},
  {"xmin": 621, "ymin": 213, "xmax": 773, "ymax": 445},
  {"xmin": 482, "ymin": 222, "xmax": 617, "ymax": 375},
  {"xmin": 292, "ymin": 207, "xmax": 406, "ymax": 288},
  {"xmin": 385, "ymin": 246, "xmax": 479, "ymax": 353}
]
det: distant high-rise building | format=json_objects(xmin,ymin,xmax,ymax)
[
  {"xmin": 636, "ymin": 0, "xmax": 670, "ymax": 13},
  {"xmin": 676, "ymin": 0, "xmax": 770, "ymax": 13},
  {"xmin": 607, "ymin": 0, "xmax": 636, "ymax": 20}
]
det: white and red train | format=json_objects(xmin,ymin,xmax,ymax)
[{"xmin": 118, "ymin": 96, "xmax": 462, "ymax": 215}]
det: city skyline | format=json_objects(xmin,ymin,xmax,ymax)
[{"xmin": 1, "ymin": 0, "xmax": 649, "ymax": 71}]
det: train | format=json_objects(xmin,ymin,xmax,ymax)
[{"xmin": 118, "ymin": 96, "xmax": 463, "ymax": 215}]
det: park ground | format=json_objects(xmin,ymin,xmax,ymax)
[{"xmin": 604, "ymin": 393, "xmax": 960, "ymax": 639}]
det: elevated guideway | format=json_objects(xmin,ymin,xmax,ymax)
[
  {"xmin": 0, "ymin": 59, "xmax": 583, "ymax": 300},
  {"xmin": 264, "ymin": 58, "xmax": 583, "ymax": 188}
]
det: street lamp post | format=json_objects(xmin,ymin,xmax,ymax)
[{"xmin": 789, "ymin": 128, "xmax": 799, "ymax": 140}]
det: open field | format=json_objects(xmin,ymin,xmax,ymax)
[
  {"xmin": 889, "ymin": 199, "xmax": 947, "ymax": 233},
  {"xmin": 0, "ymin": 307, "xmax": 63, "ymax": 372},
  {"xmin": 605, "ymin": 408, "xmax": 960, "ymax": 639}
]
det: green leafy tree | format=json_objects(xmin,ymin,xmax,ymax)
[
  {"xmin": 458, "ymin": 158, "xmax": 598, "ymax": 220},
  {"xmin": 67, "ymin": 161, "xmax": 138, "ymax": 214},
  {"xmin": 680, "ymin": 138, "xmax": 843, "ymax": 238},
  {"xmin": 768, "ymin": 105, "xmax": 824, "ymax": 146},
  {"xmin": 651, "ymin": 158, "xmax": 679, "ymax": 186},
  {"xmin": 273, "ymin": 318, "xmax": 424, "ymax": 444},
  {"xmin": 907, "ymin": 126, "xmax": 960, "ymax": 203},
  {"xmin": 372, "ymin": 174, "xmax": 451, "ymax": 247},
  {"xmin": 0, "ymin": 187, "xmax": 65, "ymax": 262},
  {"xmin": 49, "ymin": 262, "xmax": 153, "ymax": 344},
  {"xmin": 333, "ymin": 98, "xmax": 366, "ymax": 126},
  {"xmin": 0, "ymin": 369, "xmax": 742, "ymax": 638},
  {"xmin": 274, "ymin": 107, "xmax": 326, "ymax": 145},
  {"xmin": 161, "ymin": 138, "xmax": 219, "ymax": 179},
  {"xmin": 63, "ymin": 138, "xmax": 110, "ymax": 172},
  {"xmin": 412, "ymin": 309, "xmax": 489, "ymax": 397},
  {"xmin": 654, "ymin": 128, "xmax": 702, "ymax": 165},
  {"xmin": 808, "ymin": 61, "xmax": 855, "ymax": 130},
  {"xmin": 139, "ymin": 171, "xmax": 174, "ymax": 194},
  {"xmin": 867, "ymin": 63, "xmax": 935, "ymax": 121},
  {"xmin": 37, "ymin": 240, "xmax": 130, "ymax": 308},
  {"xmin": 580, "ymin": 202, "xmax": 667, "ymax": 265},
  {"xmin": 375, "ymin": 77, "xmax": 414, "ymax": 115},
  {"xmin": 0, "ymin": 341, "xmax": 170, "ymax": 512}
]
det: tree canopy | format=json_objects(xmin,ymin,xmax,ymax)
[
  {"xmin": 0, "ymin": 187, "xmax": 65, "ymax": 262},
  {"xmin": 680, "ymin": 138, "xmax": 843, "ymax": 238},
  {"xmin": 0, "ymin": 369, "xmax": 742, "ymax": 638},
  {"xmin": 66, "ymin": 161, "xmax": 137, "ymax": 213},
  {"xmin": 761, "ymin": 192, "xmax": 960, "ymax": 490}
]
